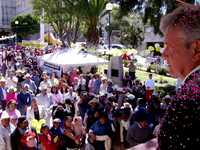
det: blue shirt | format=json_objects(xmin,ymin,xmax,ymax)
[
  {"xmin": 93, "ymin": 79, "xmax": 101, "ymax": 94},
  {"xmin": 17, "ymin": 92, "xmax": 32, "ymax": 106},
  {"xmin": 90, "ymin": 120, "xmax": 113, "ymax": 137}
]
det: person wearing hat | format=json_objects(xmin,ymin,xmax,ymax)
[
  {"xmin": 6, "ymin": 99, "xmax": 21, "ymax": 126},
  {"xmin": 10, "ymin": 116, "xmax": 29, "ymax": 150},
  {"xmin": 50, "ymin": 118, "xmax": 62, "ymax": 149},
  {"xmin": 36, "ymin": 84, "xmax": 52, "ymax": 109},
  {"xmin": 99, "ymin": 76, "xmax": 108, "ymax": 96},
  {"xmin": 22, "ymin": 73, "xmax": 37, "ymax": 94},
  {"xmin": 15, "ymin": 69, "xmax": 25, "ymax": 84},
  {"xmin": 85, "ymin": 98, "xmax": 102, "ymax": 131},
  {"xmin": 17, "ymin": 84, "xmax": 32, "ymax": 115},
  {"xmin": 6, "ymin": 86, "xmax": 17, "ymax": 103},
  {"xmin": 0, "ymin": 77, "xmax": 7, "ymax": 109},
  {"xmin": 0, "ymin": 111, "xmax": 12, "ymax": 150},
  {"xmin": 39, "ymin": 73, "xmax": 52, "ymax": 92},
  {"xmin": 5, "ymin": 75, "xmax": 18, "ymax": 90}
]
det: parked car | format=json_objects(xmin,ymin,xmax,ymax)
[{"xmin": 96, "ymin": 43, "xmax": 126, "ymax": 53}]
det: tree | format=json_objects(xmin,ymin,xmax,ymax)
[
  {"xmin": 75, "ymin": 0, "xmax": 108, "ymax": 45},
  {"xmin": 108, "ymin": 7, "xmax": 144, "ymax": 48},
  {"xmin": 33, "ymin": 0, "xmax": 80, "ymax": 47},
  {"xmin": 119, "ymin": 0, "xmax": 195, "ymax": 34},
  {"xmin": 11, "ymin": 14, "xmax": 40, "ymax": 40}
]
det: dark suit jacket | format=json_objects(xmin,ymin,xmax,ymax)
[
  {"xmin": 158, "ymin": 69, "xmax": 200, "ymax": 150},
  {"xmin": 11, "ymin": 128, "xmax": 23, "ymax": 150}
]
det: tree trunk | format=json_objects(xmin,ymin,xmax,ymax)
[
  {"xmin": 72, "ymin": 20, "xmax": 80, "ymax": 43},
  {"xmin": 60, "ymin": 36, "xmax": 67, "ymax": 48},
  {"xmin": 86, "ymin": 26, "xmax": 99, "ymax": 46}
]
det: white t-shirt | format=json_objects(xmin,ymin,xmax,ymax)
[{"xmin": 36, "ymin": 93, "xmax": 52, "ymax": 108}]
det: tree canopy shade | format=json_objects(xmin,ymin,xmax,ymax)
[
  {"xmin": 119, "ymin": 0, "xmax": 195, "ymax": 34},
  {"xmin": 33, "ymin": 0, "xmax": 81, "ymax": 47},
  {"xmin": 75, "ymin": 0, "xmax": 108, "ymax": 45},
  {"xmin": 11, "ymin": 14, "xmax": 40, "ymax": 40},
  {"xmin": 109, "ymin": 7, "xmax": 144, "ymax": 48},
  {"xmin": 33, "ymin": 0, "xmax": 107, "ymax": 47}
]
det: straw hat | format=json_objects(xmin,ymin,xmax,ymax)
[
  {"xmin": 24, "ymin": 73, "xmax": 31, "ymax": 78},
  {"xmin": 101, "ymin": 76, "xmax": 107, "ymax": 81},
  {"xmin": 39, "ymin": 84, "xmax": 48, "ymax": 91},
  {"xmin": 53, "ymin": 118, "xmax": 61, "ymax": 123},
  {"xmin": 16, "ymin": 69, "xmax": 25, "ymax": 74},
  {"xmin": 7, "ymin": 86, "xmax": 17, "ymax": 92},
  {"xmin": 88, "ymin": 98, "xmax": 99, "ymax": 105},
  {"xmin": 0, "ymin": 77, "xmax": 6, "ymax": 82},
  {"xmin": 0, "ymin": 111, "xmax": 10, "ymax": 120}
]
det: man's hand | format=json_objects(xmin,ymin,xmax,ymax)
[{"xmin": 88, "ymin": 132, "xmax": 96, "ymax": 143}]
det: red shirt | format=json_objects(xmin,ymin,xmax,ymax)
[{"xmin": 39, "ymin": 134, "xmax": 57, "ymax": 150}]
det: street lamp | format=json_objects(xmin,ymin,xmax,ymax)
[
  {"xmin": 106, "ymin": 3, "xmax": 113, "ymax": 50},
  {"xmin": 15, "ymin": 20, "xmax": 19, "ymax": 45}
]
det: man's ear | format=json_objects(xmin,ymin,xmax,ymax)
[{"xmin": 191, "ymin": 40, "xmax": 200, "ymax": 62}]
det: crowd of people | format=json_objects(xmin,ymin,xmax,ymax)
[
  {"xmin": 0, "ymin": 3, "xmax": 199, "ymax": 150},
  {"xmin": 0, "ymin": 45, "xmax": 174, "ymax": 150}
]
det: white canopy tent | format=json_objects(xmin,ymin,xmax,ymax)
[{"xmin": 39, "ymin": 49, "xmax": 108, "ymax": 74}]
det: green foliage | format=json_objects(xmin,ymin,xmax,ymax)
[
  {"xmin": 11, "ymin": 14, "xmax": 40, "ymax": 39},
  {"xmin": 33, "ymin": 0, "xmax": 107, "ymax": 47},
  {"xmin": 158, "ymin": 67, "xmax": 168, "ymax": 76},
  {"xmin": 157, "ymin": 84, "xmax": 176, "ymax": 97},
  {"xmin": 33, "ymin": 0, "xmax": 81, "ymax": 47},
  {"xmin": 119, "ymin": 0, "xmax": 195, "ymax": 34},
  {"xmin": 109, "ymin": 8, "xmax": 144, "ymax": 48},
  {"xmin": 75, "ymin": 0, "xmax": 107, "ymax": 45}
]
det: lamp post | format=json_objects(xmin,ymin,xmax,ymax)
[
  {"xmin": 14, "ymin": 20, "xmax": 19, "ymax": 45},
  {"xmin": 106, "ymin": 3, "xmax": 113, "ymax": 50}
]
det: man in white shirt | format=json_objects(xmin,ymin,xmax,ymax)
[
  {"xmin": 36, "ymin": 85, "xmax": 52, "ymax": 108},
  {"xmin": 145, "ymin": 74, "xmax": 155, "ymax": 101},
  {"xmin": 64, "ymin": 87, "xmax": 78, "ymax": 103},
  {"xmin": 0, "ymin": 111, "xmax": 12, "ymax": 150}
]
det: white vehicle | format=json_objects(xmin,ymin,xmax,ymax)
[{"xmin": 96, "ymin": 44, "xmax": 126, "ymax": 53}]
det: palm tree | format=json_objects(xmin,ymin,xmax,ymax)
[{"xmin": 76, "ymin": 0, "xmax": 107, "ymax": 45}]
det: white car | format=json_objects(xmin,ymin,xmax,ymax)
[{"xmin": 96, "ymin": 44, "xmax": 126, "ymax": 53}]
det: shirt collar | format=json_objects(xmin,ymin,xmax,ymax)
[{"xmin": 182, "ymin": 65, "xmax": 200, "ymax": 85}]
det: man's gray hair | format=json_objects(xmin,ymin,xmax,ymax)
[{"xmin": 160, "ymin": 4, "xmax": 200, "ymax": 43}]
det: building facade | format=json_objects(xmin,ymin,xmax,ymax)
[
  {"xmin": 16, "ymin": 0, "xmax": 33, "ymax": 15},
  {"xmin": 0, "ymin": 0, "xmax": 16, "ymax": 30},
  {"xmin": 0, "ymin": 0, "xmax": 32, "ymax": 31}
]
